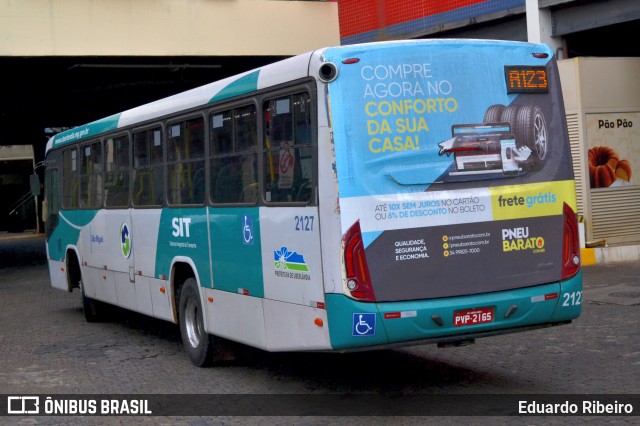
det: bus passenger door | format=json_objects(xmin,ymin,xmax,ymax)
[
  {"xmin": 260, "ymin": 205, "xmax": 323, "ymax": 307},
  {"xmin": 259, "ymin": 91, "xmax": 324, "ymax": 308}
]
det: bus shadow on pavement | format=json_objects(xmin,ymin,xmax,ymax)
[{"xmin": 78, "ymin": 301, "xmax": 511, "ymax": 392}]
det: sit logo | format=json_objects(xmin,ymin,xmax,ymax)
[{"xmin": 172, "ymin": 217, "xmax": 192, "ymax": 237}]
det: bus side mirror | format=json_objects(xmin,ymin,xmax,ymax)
[{"xmin": 30, "ymin": 174, "xmax": 41, "ymax": 197}]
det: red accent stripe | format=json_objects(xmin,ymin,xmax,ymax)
[{"xmin": 545, "ymin": 293, "xmax": 559, "ymax": 300}]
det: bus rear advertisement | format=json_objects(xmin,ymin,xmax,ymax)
[{"xmin": 43, "ymin": 40, "xmax": 581, "ymax": 366}]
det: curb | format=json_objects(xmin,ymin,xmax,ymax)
[
  {"xmin": 0, "ymin": 232, "xmax": 45, "ymax": 241},
  {"xmin": 582, "ymin": 245, "xmax": 640, "ymax": 266}
]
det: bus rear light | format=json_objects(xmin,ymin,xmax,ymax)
[
  {"xmin": 561, "ymin": 203, "xmax": 581, "ymax": 280},
  {"xmin": 344, "ymin": 231, "xmax": 360, "ymax": 278},
  {"xmin": 342, "ymin": 58, "xmax": 360, "ymax": 64},
  {"xmin": 342, "ymin": 221, "xmax": 376, "ymax": 302},
  {"xmin": 532, "ymin": 52, "xmax": 549, "ymax": 59}
]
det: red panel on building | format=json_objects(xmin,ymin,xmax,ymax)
[{"xmin": 338, "ymin": 0, "xmax": 486, "ymax": 38}]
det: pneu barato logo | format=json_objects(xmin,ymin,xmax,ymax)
[{"xmin": 501, "ymin": 226, "xmax": 545, "ymax": 254}]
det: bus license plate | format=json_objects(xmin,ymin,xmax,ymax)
[{"xmin": 453, "ymin": 307, "xmax": 494, "ymax": 327}]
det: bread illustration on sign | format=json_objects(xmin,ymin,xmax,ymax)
[{"xmin": 588, "ymin": 146, "xmax": 632, "ymax": 188}]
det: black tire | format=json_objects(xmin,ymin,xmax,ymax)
[
  {"xmin": 506, "ymin": 147, "xmax": 513, "ymax": 160},
  {"xmin": 179, "ymin": 278, "xmax": 214, "ymax": 367},
  {"xmin": 483, "ymin": 104, "xmax": 506, "ymax": 123},
  {"xmin": 500, "ymin": 104, "xmax": 521, "ymax": 132},
  {"xmin": 515, "ymin": 105, "xmax": 548, "ymax": 165},
  {"xmin": 80, "ymin": 280, "xmax": 106, "ymax": 322}
]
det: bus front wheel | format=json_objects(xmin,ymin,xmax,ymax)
[
  {"xmin": 179, "ymin": 278, "xmax": 214, "ymax": 367},
  {"xmin": 80, "ymin": 280, "xmax": 107, "ymax": 323}
]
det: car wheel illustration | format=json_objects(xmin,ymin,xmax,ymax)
[
  {"xmin": 515, "ymin": 105, "xmax": 548, "ymax": 165},
  {"xmin": 506, "ymin": 146, "xmax": 513, "ymax": 160},
  {"xmin": 500, "ymin": 104, "xmax": 521, "ymax": 132},
  {"xmin": 483, "ymin": 104, "xmax": 506, "ymax": 123}
]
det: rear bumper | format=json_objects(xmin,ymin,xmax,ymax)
[{"xmin": 325, "ymin": 271, "xmax": 582, "ymax": 350}]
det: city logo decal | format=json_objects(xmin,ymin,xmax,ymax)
[
  {"xmin": 273, "ymin": 246, "xmax": 311, "ymax": 281},
  {"xmin": 274, "ymin": 246, "xmax": 308, "ymax": 271},
  {"xmin": 120, "ymin": 222, "xmax": 132, "ymax": 259}
]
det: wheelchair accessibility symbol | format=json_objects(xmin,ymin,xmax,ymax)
[
  {"xmin": 352, "ymin": 313, "xmax": 376, "ymax": 336},
  {"xmin": 242, "ymin": 215, "xmax": 254, "ymax": 245}
]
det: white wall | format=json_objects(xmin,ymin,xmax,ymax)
[
  {"xmin": 0, "ymin": 0, "xmax": 340, "ymax": 56},
  {"xmin": 559, "ymin": 57, "xmax": 640, "ymax": 246}
]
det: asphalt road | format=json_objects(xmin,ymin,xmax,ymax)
[{"xmin": 0, "ymin": 235, "xmax": 638, "ymax": 424}]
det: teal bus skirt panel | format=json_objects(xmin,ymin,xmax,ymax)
[{"xmin": 325, "ymin": 272, "xmax": 582, "ymax": 350}]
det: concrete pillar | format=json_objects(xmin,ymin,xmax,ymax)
[{"xmin": 526, "ymin": 0, "xmax": 563, "ymax": 57}]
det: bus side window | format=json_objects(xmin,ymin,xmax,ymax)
[
  {"xmin": 210, "ymin": 105, "xmax": 257, "ymax": 204},
  {"xmin": 62, "ymin": 148, "xmax": 78, "ymax": 209},
  {"xmin": 263, "ymin": 92, "xmax": 313, "ymax": 203},
  {"xmin": 133, "ymin": 127, "xmax": 164, "ymax": 207},
  {"xmin": 234, "ymin": 105, "xmax": 258, "ymax": 203},
  {"xmin": 168, "ymin": 116, "xmax": 205, "ymax": 206},
  {"xmin": 104, "ymin": 135, "xmax": 131, "ymax": 208},
  {"xmin": 79, "ymin": 140, "xmax": 103, "ymax": 209}
]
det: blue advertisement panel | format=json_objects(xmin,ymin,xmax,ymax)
[{"xmin": 324, "ymin": 40, "xmax": 576, "ymax": 301}]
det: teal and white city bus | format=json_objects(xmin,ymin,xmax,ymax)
[{"xmin": 44, "ymin": 40, "xmax": 582, "ymax": 367}]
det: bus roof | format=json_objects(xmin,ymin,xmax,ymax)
[
  {"xmin": 45, "ymin": 50, "xmax": 316, "ymax": 154},
  {"xmin": 45, "ymin": 39, "xmax": 551, "ymax": 155}
]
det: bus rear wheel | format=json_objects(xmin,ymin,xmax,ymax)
[{"xmin": 179, "ymin": 278, "xmax": 214, "ymax": 367}]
